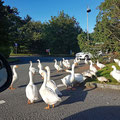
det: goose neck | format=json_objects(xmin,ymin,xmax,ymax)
[
  {"xmin": 90, "ymin": 61, "xmax": 92, "ymax": 66},
  {"xmin": 71, "ymin": 64, "xmax": 75, "ymax": 74},
  {"xmin": 29, "ymin": 71, "xmax": 33, "ymax": 85},
  {"xmin": 55, "ymin": 60, "xmax": 57, "ymax": 65},
  {"xmin": 38, "ymin": 63, "xmax": 42, "ymax": 71},
  {"xmin": 113, "ymin": 66, "xmax": 116, "ymax": 71},
  {"xmin": 42, "ymin": 72, "xmax": 47, "ymax": 87},
  {"xmin": 46, "ymin": 69, "xmax": 50, "ymax": 81},
  {"xmin": 38, "ymin": 60, "xmax": 40, "ymax": 65},
  {"xmin": 70, "ymin": 64, "xmax": 75, "ymax": 81},
  {"xmin": 30, "ymin": 62, "xmax": 32, "ymax": 69},
  {"xmin": 13, "ymin": 67, "xmax": 17, "ymax": 76}
]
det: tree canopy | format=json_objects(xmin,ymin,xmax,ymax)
[
  {"xmin": 1, "ymin": 0, "xmax": 120, "ymax": 58},
  {"xmin": 46, "ymin": 11, "xmax": 82, "ymax": 54},
  {"xmin": 93, "ymin": 0, "xmax": 120, "ymax": 52},
  {"xmin": 77, "ymin": 0, "xmax": 120, "ymax": 57}
]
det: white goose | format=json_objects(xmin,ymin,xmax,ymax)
[
  {"xmin": 114, "ymin": 59, "xmax": 119, "ymax": 64},
  {"xmin": 65, "ymin": 65, "xmax": 86, "ymax": 84},
  {"xmin": 29, "ymin": 61, "xmax": 38, "ymax": 74},
  {"xmin": 39, "ymin": 70, "xmax": 61, "ymax": 109},
  {"xmin": 96, "ymin": 60, "xmax": 106, "ymax": 69},
  {"xmin": 114, "ymin": 59, "xmax": 120, "ymax": 67},
  {"xmin": 45, "ymin": 66, "xmax": 62, "ymax": 96},
  {"xmin": 89, "ymin": 70, "xmax": 96, "ymax": 76},
  {"xmin": 9, "ymin": 65, "xmax": 18, "ymax": 90},
  {"xmin": 26, "ymin": 70, "xmax": 39, "ymax": 104},
  {"xmin": 59, "ymin": 61, "xmax": 63, "ymax": 68},
  {"xmin": 37, "ymin": 60, "xmax": 44, "ymax": 79},
  {"xmin": 62, "ymin": 58, "xmax": 68, "ymax": 63},
  {"xmin": 74, "ymin": 57, "xmax": 80, "ymax": 66},
  {"xmin": 118, "ymin": 61, "xmax": 120, "ymax": 67},
  {"xmin": 62, "ymin": 58, "xmax": 70, "ymax": 69},
  {"xmin": 66, "ymin": 60, "xmax": 71, "ymax": 67},
  {"xmin": 89, "ymin": 60, "xmax": 97, "ymax": 73},
  {"xmin": 82, "ymin": 70, "xmax": 93, "ymax": 78},
  {"xmin": 110, "ymin": 65, "xmax": 120, "ymax": 82},
  {"xmin": 97, "ymin": 76, "xmax": 109, "ymax": 83},
  {"xmin": 84, "ymin": 57, "xmax": 88, "ymax": 64},
  {"xmin": 37, "ymin": 59, "xmax": 43, "ymax": 70},
  {"xmin": 54, "ymin": 59, "xmax": 62, "ymax": 72},
  {"xmin": 61, "ymin": 64, "xmax": 75, "ymax": 89}
]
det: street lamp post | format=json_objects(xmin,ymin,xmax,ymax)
[{"xmin": 87, "ymin": 7, "xmax": 91, "ymax": 40}]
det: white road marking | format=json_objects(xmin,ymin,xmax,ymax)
[{"xmin": 0, "ymin": 100, "xmax": 5, "ymax": 104}]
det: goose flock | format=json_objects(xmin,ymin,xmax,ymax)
[{"xmin": 9, "ymin": 57, "xmax": 120, "ymax": 109}]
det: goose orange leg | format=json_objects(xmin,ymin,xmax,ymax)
[
  {"xmin": 27, "ymin": 99, "xmax": 32, "ymax": 104},
  {"xmin": 9, "ymin": 85, "xmax": 16, "ymax": 90},
  {"xmin": 52, "ymin": 104, "xmax": 54, "ymax": 108},
  {"xmin": 45, "ymin": 104, "xmax": 50, "ymax": 109}
]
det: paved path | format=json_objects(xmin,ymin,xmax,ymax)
[{"xmin": 0, "ymin": 56, "xmax": 120, "ymax": 120}]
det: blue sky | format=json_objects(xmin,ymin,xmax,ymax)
[{"xmin": 4, "ymin": 0, "xmax": 104, "ymax": 33}]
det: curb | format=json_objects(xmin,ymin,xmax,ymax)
[{"xmin": 85, "ymin": 82, "xmax": 120, "ymax": 90}]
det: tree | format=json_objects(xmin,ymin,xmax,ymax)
[
  {"xmin": 46, "ymin": 11, "xmax": 82, "ymax": 54},
  {"xmin": 93, "ymin": 0, "xmax": 120, "ymax": 53},
  {"xmin": 0, "ymin": 0, "xmax": 21, "ymax": 57},
  {"xmin": 77, "ymin": 32, "xmax": 87, "ymax": 51},
  {"xmin": 18, "ymin": 20, "xmax": 47, "ymax": 54}
]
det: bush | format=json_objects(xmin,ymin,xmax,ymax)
[{"xmin": 0, "ymin": 46, "xmax": 11, "ymax": 58}]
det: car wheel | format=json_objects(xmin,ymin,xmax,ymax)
[{"xmin": 85, "ymin": 55, "xmax": 89, "ymax": 60}]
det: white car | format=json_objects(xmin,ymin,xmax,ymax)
[{"xmin": 75, "ymin": 52, "xmax": 93, "ymax": 60}]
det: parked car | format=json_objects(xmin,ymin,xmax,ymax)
[
  {"xmin": 75, "ymin": 52, "xmax": 93, "ymax": 60},
  {"xmin": 97, "ymin": 51, "xmax": 103, "ymax": 56}
]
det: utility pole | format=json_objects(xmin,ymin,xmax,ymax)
[{"xmin": 87, "ymin": 7, "xmax": 91, "ymax": 40}]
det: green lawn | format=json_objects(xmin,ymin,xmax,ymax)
[
  {"xmin": 87, "ymin": 62, "xmax": 120, "ymax": 85},
  {"xmin": 10, "ymin": 53, "xmax": 33, "ymax": 56},
  {"xmin": 7, "ymin": 58, "xmax": 19, "ymax": 63}
]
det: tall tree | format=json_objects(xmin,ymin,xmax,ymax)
[
  {"xmin": 93, "ymin": 0, "xmax": 120, "ymax": 53},
  {"xmin": 77, "ymin": 32, "xmax": 87, "ymax": 51},
  {"xmin": 18, "ymin": 20, "xmax": 46, "ymax": 54},
  {"xmin": 0, "ymin": 0, "xmax": 21, "ymax": 57},
  {"xmin": 47, "ymin": 11, "xmax": 82, "ymax": 54}
]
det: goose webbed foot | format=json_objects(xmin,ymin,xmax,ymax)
[
  {"xmin": 9, "ymin": 86, "xmax": 16, "ymax": 90},
  {"xmin": 45, "ymin": 104, "xmax": 50, "ymax": 109},
  {"xmin": 27, "ymin": 99, "xmax": 32, "ymax": 104}
]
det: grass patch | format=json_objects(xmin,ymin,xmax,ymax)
[
  {"xmin": 7, "ymin": 58, "xmax": 19, "ymax": 63},
  {"xmin": 10, "ymin": 53, "xmax": 34, "ymax": 56},
  {"xmin": 86, "ymin": 62, "xmax": 120, "ymax": 85},
  {"xmin": 10, "ymin": 53, "xmax": 74, "ymax": 57}
]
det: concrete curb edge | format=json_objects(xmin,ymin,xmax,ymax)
[{"xmin": 85, "ymin": 82, "xmax": 120, "ymax": 90}]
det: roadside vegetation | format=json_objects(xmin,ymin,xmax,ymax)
[
  {"xmin": 0, "ymin": 0, "xmax": 119, "ymax": 59},
  {"xmin": 7, "ymin": 58, "xmax": 19, "ymax": 63},
  {"xmin": 86, "ymin": 62, "xmax": 120, "ymax": 85}
]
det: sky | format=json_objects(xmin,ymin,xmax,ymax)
[{"xmin": 4, "ymin": 0, "xmax": 104, "ymax": 33}]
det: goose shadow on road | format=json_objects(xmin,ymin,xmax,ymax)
[
  {"xmin": 58, "ymin": 83, "xmax": 96, "ymax": 106},
  {"xmin": 18, "ymin": 81, "xmax": 42, "ymax": 88}
]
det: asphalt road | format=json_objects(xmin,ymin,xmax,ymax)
[{"xmin": 0, "ymin": 56, "xmax": 120, "ymax": 120}]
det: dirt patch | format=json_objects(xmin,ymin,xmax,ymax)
[
  {"xmin": 75, "ymin": 63, "xmax": 100, "ymax": 73},
  {"xmin": 75, "ymin": 64, "xmax": 89, "ymax": 73}
]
